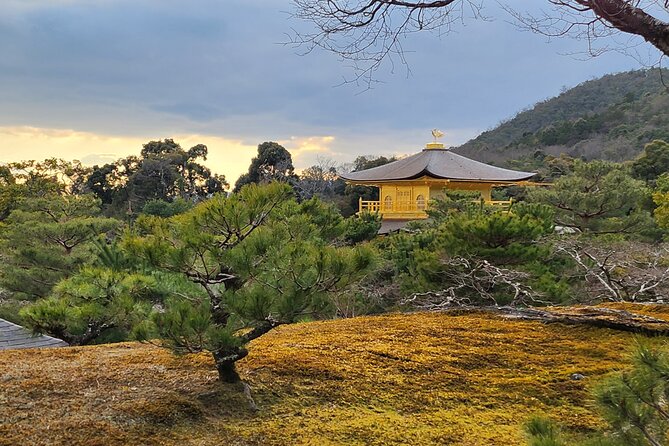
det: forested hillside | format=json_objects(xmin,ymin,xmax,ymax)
[{"xmin": 456, "ymin": 69, "xmax": 669, "ymax": 165}]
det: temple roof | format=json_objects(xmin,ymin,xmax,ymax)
[
  {"xmin": 0, "ymin": 318, "xmax": 68, "ymax": 350},
  {"xmin": 341, "ymin": 148, "xmax": 535, "ymax": 183}
]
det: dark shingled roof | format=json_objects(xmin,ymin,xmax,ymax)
[
  {"xmin": 0, "ymin": 318, "xmax": 68, "ymax": 350},
  {"xmin": 341, "ymin": 148, "xmax": 535, "ymax": 182},
  {"xmin": 378, "ymin": 219, "xmax": 414, "ymax": 234}
]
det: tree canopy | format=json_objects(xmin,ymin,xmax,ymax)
[
  {"xmin": 234, "ymin": 142, "xmax": 297, "ymax": 192},
  {"xmin": 633, "ymin": 140, "xmax": 669, "ymax": 185},
  {"xmin": 0, "ymin": 194, "xmax": 119, "ymax": 299},
  {"xmin": 87, "ymin": 139, "xmax": 228, "ymax": 217}
]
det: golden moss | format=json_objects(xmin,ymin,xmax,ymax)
[{"xmin": 1, "ymin": 308, "xmax": 665, "ymax": 445}]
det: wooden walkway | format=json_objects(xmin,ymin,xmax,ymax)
[{"xmin": 0, "ymin": 318, "xmax": 68, "ymax": 350}]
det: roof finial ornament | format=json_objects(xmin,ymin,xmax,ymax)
[{"xmin": 426, "ymin": 129, "xmax": 445, "ymax": 150}]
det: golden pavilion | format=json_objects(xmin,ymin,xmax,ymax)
[{"xmin": 341, "ymin": 139, "xmax": 536, "ymax": 224}]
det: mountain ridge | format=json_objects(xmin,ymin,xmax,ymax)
[{"xmin": 455, "ymin": 69, "xmax": 669, "ymax": 166}]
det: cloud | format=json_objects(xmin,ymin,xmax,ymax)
[
  {"xmin": 0, "ymin": 0, "xmax": 644, "ymax": 133},
  {"xmin": 0, "ymin": 0, "xmax": 651, "ymax": 174},
  {"xmin": 78, "ymin": 153, "xmax": 119, "ymax": 165},
  {"xmin": 280, "ymin": 135, "xmax": 337, "ymax": 168}
]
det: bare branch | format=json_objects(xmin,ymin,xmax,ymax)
[
  {"xmin": 291, "ymin": 0, "xmax": 669, "ymax": 82},
  {"xmin": 401, "ymin": 257, "xmax": 548, "ymax": 309},
  {"xmin": 290, "ymin": 0, "xmax": 484, "ymax": 85},
  {"xmin": 555, "ymin": 238, "xmax": 669, "ymax": 302}
]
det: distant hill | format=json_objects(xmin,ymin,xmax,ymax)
[{"xmin": 456, "ymin": 69, "xmax": 669, "ymax": 166}]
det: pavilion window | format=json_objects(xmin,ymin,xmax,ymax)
[
  {"xmin": 384, "ymin": 195, "xmax": 393, "ymax": 211},
  {"xmin": 397, "ymin": 190, "xmax": 411, "ymax": 210},
  {"xmin": 416, "ymin": 194, "xmax": 426, "ymax": 210}
]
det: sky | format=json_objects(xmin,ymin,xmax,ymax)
[{"xmin": 0, "ymin": 0, "xmax": 660, "ymax": 183}]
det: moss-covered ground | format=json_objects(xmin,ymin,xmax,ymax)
[{"xmin": 2, "ymin": 306, "xmax": 668, "ymax": 446}]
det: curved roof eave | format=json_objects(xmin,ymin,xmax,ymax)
[{"xmin": 340, "ymin": 149, "xmax": 536, "ymax": 183}]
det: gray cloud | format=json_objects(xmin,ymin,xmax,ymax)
[{"xmin": 0, "ymin": 0, "xmax": 655, "ymax": 161}]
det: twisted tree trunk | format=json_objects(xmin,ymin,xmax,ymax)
[
  {"xmin": 212, "ymin": 318, "xmax": 283, "ymax": 383},
  {"xmin": 213, "ymin": 347, "xmax": 249, "ymax": 383}
]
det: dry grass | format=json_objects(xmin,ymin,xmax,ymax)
[{"xmin": 1, "ymin": 308, "xmax": 665, "ymax": 445}]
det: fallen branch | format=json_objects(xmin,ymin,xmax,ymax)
[{"xmin": 441, "ymin": 305, "xmax": 669, "ymax": 337}]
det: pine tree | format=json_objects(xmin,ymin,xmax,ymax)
[
  {"xmin": 530, "ymin": 160, "xmax": 654, "ymax": 235},
  {"xmin": 0, "ymin": 194, "xmax": 119, "ymax": 299},
  {"xmin": 128, "ymin": 183, "xmax": 375, "ymax": 382}
]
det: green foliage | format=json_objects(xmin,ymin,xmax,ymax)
[
  {"xmin": 134, "ymin": 296, "xmax": 241, "ymax": 354},
  {"xmin": 92, "ymin": 237, "xmax": 134, "ymax": 271},
  {"xmin": 341, "ymin": 211, "xmax": 381, "ymax": 244},
  {"xmin": 0, "ymin": 194, "xmax": 119, "ymax": 299},
  {"xmin": 593, "ymin": 342, "xmax": 669, "ymax": 446},
  {"xmin": 425, "ymin": 189, "xmax": 483, "ymax": 221},
  {"xmin": 527, "ymin": 342, "xmax": 669, "ymax": 446},
  {"xmin": 0, "ymin": 159, "xmax": 90, "ymax": 220},
  {"xmin": 0, "ymin": 298, "xmax": 26, "ymax": 325},
  {"xmin": 390, "ymin": 197, "xmax": 558, "ymax": 301},
  {"xmin": 524, "ymin": 416, "xmax": 563, "ymax": 446},
  {"xmin": 86, "ymin": 139, "xmax": 227, "ymax": 217},
  {"xmin": 125, "ymin": 182, "xmax": 294, "ymax": 283},
  {"xmin": 524, "ymin": 264, "xmax": 572, "ymax": 303},
  {"xmin": 507, "ymin": 153, "xmax": 578, "ymax": 186},
  {"xmin": 633, "ymin": 140, "xmax": 669, "ymax": 185},
  {"xmin": 438, "ymin": 202, "xmax": 554, "ymax": 264},
  {"xmin": 141, "ymin": 198, "xmax": 194, "ymax": 217},
  {"xmin": 530, "ymin": 160, "xmax": 654, "ymax": 235},
  {"xmin": 19, "ymin": 267, "xmax": 168, "ymax": 345},
  {"xmin": 652, "ymin": 174, "xmax": 669, "ymax": 231},
  {"xmin": 126, "ymin": 182, "xmax": 376, "ymax": 381},
  {"xmin": 384, "ymin": 227, "xmax": 437, "ymax": 277}
]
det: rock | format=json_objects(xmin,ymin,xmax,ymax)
[{"xmin": 570, "ymin": 373, "xmax": 585, "ymax": 381}]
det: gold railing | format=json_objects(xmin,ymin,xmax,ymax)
[
  {"xmin": 359, "ymin": 198, "xmax": 514, "ymax": 215},
  {"xmin": 484, "ymin": 199, "xmax": 513, "ymax": 210},
  {"xmin": 359, "ymin": 200, "xmax": 381, "ymax": 213},
  {"xmin": 359, "ymin": 199, "xmax": 427, "ymax": 214}
]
